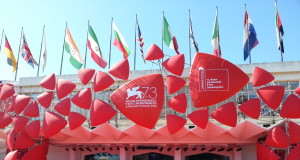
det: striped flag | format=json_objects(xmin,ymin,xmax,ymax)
[
  {"xmin": 189, "ymin": 17, "xmax": 199, "ymax": 53},
  {"xmin": 243, "ymin": 10, "xmax": 259, "ymax": 61},
  {"xmin": 41, "ymin": 31, "xmax": 47, "ymax": 72},
  {"xmin": 163, "ymin": 16, "xmax": 180, "ymax": 54},
  {"xmin": 21, "ymin": 33, "xmax": 38, "ymax": 68},
  {"xmin": 211, "ymin": 9, "xmax": 221, "ymax": 57},
  {"xmin": 88, "ymin": 25, "xmax": 107, "ymax": 68},
  {"xmin": 3, "ymin": 36, "xmax": 17, "ymax": 72},
  {"xmin": 113, "ymin": 22, "xmax": 130, "ymax": 59},
  {"xmin": 275, "ymin": 2, "xmax": 284, "ymax": 54},
  {"xmin": 65, "ymin": 27, "xmax": 84, "ymax": 69},
  {"xmin": 137, "ymin": 21, "xmax": 146, "ymax": 63}
]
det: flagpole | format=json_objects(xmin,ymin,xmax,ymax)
[
  {"xmin": 14, "ymin": 27, "xmax": 23, "ymax": 81},
  {"xmin": 188, "ymin": 9, "xmax": 192, "ymax": 65},
  {"xmin": 0, "ymin": 30, "xmax": 4, "ymax": 53},
  {"xmin": 245, "ymin": 4, "xmax": 251, "ymax": 64},
  {"xmin": 275, "ymin": 0, "xmax": 283, "ymax": 62},
  {"xmin": 134, "ymin": 14, "xmax": 137, "ymax": 71},
  {"xmin": 161, "ymin": 11, "xmax": 164, "ymax": 62},
  {"xmin": 108, "ymin": 17, "xmax": 113, "ymax": 69},
  {"xmin": 60, "ymin": 22, "xmax": 67, "ymax": 75},
  {"xmin": 84, "ymin": 20, "xmax": 90, "ymax": 69},
  {"xmin": 37, "ymin": 25, "xmax": 45, "ymax": 77}
]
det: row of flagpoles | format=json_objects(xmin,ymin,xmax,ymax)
[{"xmin": 0, "ymin": 1, "xmax": 284, "ymax": 81}]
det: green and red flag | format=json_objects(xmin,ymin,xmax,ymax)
[
  {"xmin": 211, "ymin": 9, "xmax": 221, "ymax": 57},
  {"xmin": 163, "ymin": 16, "xmax": 179, "ymax": 54},
  {"xmin": 88, "ymin": 25, "xmax": 107, "ymax": 68}
]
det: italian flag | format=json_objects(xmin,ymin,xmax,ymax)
[
  {"xmin": 112, "ymin": 22, "xmax": 130, "ymax": 59},
  {"xmin": 211, "ymin": 9, "xmax": 221, "ymax": 57},
  {"xmin": 88, "ymin": 25, "xmax": 107, "ymax": 68},
  {"xmin": 65, "ymin": 27, "xmax": 84, "ymax": 69},
  {"xmin": 163, "ymin": 16, "xmax": 179, "ymax": 54}
]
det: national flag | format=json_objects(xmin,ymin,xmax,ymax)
[
  {"xmin": 3, "ymin": 36, "xmax": 17, "ymax": 72},
  {"xmin": 41, "ymin": 31, "xmax": 47, "ymax": 72},
  {"xmin": 243, "ymin": 10, "xmax": 259, "ymax": 61},
  {"xmin": 112, "ymin": 22, "xmax": 130, "ymax": 59},
  {"xmin": 137, "ymin": 21, "xmax": 146, "ymax": 63},
  {"xmin": 21, "ymin": 33, "xmax": 38, "ymax": 68},
  {"xmin": 64, "ymin": 27, "xmax": 84, "ymax": 69},
  {"xmin": 87, "ymin": 25, "xmax": 107, "ymax": 68},
  {"xmin": 211, "ymin": 9, "xmax": 221, "ymax": 57},
  {"xmin": 163, "ymin": 16, "xmax": 180, "ymax": 54},
  {"xmin": 275, "ymin": 2, "xmax": 284, "ymax": 53},
  {"xmin": 189, "ymin": 17, "xmax": 199, "ymax": 53}
]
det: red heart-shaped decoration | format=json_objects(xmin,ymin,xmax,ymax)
[
  {"xmin": 90, "ymin": 99, "xmax": 116, "ymax": 126},
  {"xmin": 108, "ymin": 58, "xmax": 129, "ymax": 80},
  {"xmin": 3, "ymin": 150, "xmax": 18, "ymax": 160},
  {"xmin": 238, "ymin": 98, "xmax": 261, "ymax": 119},
  {"xmin": 256, "ymin": 143, "xmax": 279, "ymax": 160},
  {"xmin": 24, "ymin": 120, "xmax": 40, "ymax": 138},
  {"xmin": 56, "ymin": 79, "xmax": 76, "ymax": 99},
  {"xmin": 167, "ymin": 93, "xmax": 187, "ymax": 113},
  {"xmin": 37, "ymin": 91, "xmax": 53, "ymax": 109},
  {"xmin": 252, "ymin": 67, "xmax": 275, "ymax": 87},
  {"xmin": 71, "ymin": 88, "xmax": 92, "ymax": 110},
  {"xmin": 257, "ymin": 86, "xmax": 285, "ymax": 110},
  {"xmin": 144, "ymin": 44, "xmax": 164, "ymax": 61},
  {"xmin": 162, "ymin": 54, "xmax": 185, "ymax": 76},
  {"xmin": 188, "ymin": 108, "xmax": 209, "ymax": 129},
  {"xmin": 14, "ymin": 132, "xmax": 35, "ymax": 150},
  {"xmin": 94, "ymin": 71, "xmax": 115, "ymax": 92},
  {"xmin": 78, "ymin": 68, "xmax": 95, "ymax": 85},
  {"xmin": 13, "ymin": 116, "xmax": 29, "ymax": 132},
  {"xmin": 0, "ymin": 112, "xmax": 12, "ymax": 129},
  {"xmin": 23, "ymin": 100, "xmax": 39, "ymax": 117},
  {"xmin": 190, "ymin": 53, "xmax": 249, "ymax": 108},
  {"xmin": 69, "ymin": 112, "xmax": 86, "ymax": 130},
  {"xmin": 12, "ymin": 95, "xmax": 31, "ymax": 115},
  {"xmin": 40, "ymin": 73, "xmax": 56, "ymax": 90},
  {"xmin": 166, "ymin": 114, "xmax": 186, "ymax": 134},
  {"xmin": 54, "ymin": 98, "xmax": 71, "ymax": 116},
  {"xmin": 110, "ymin": 74, "xmax": 164, "ymax": 129},
  {"xmin": 43, "ymin": 111, "xmax": 67, "ymax": 138},
  {"xmin": 288, "ymin": 121, "xmax": 300, "ymax": 144},
  {"xmin": 211, "ymin": 102, "xmax": 237, "ymax": 127},
  {"xmin": 280, "ymin": 94, "xmax": 300, "ymax": 118},
  {"xmin": 265, "ymin": 126, "xmax": 290, "ymax": 148},
  {"xmin": 166, "ymin": 75, "xmax": 186, "ymax": 94},
  {"xmin": 286, "ymin": 144, "xmax": 300, "ymax": 160},
  {"xmin": 0, "ymin": 84, "xmax": 15, "ymax": 100}
]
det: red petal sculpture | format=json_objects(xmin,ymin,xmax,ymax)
[
  {"xmin": 188, "ymin": 108, "xmax": 209, "ymax": 129},
  {"xmin": 167, "ymin": 93, "xmax": 187, "ymax": 113},
  {"xmin": 24, "ymin": 120, "xmax": 40, "ymax": 138},
  {"xmin": 21, "ymin": 142, "xmax": 48, "ymax": 160},
  {"xmin": 108, "ymin": 58, "xmax": 129, "ymax": 80},
  {"xmin": 56, "ymin": 79, "xmax": 76, "ymax": 99},
  {"xmin": 13, "ymin": 116, "xmax": 29, "ymax": 132},
  {"xmin": 110, "ymin": 74, "xmax": 164, "ymax": 129},
  {"xmin": 78, "ymin": 68, "xmax": 95, "ymax": 85},
  {"xmin": 71, "ymin": 88, "xmax": 92, "ymax": 110},
  {"xmin": 54, "ymin": 98, "xmax": 71, "ymax": 116},
  {"xmin": 166, "ymin": 75, "xmax": 186, "ymax": 94},
  {"xmin": 94, "ymin": 71, "xmax": 115, "ymax": 92},
  {"xmin": 190, "ymin": 53, "xmax": 249, "ymax": 108},
  {"xmin": 3, "ymin": 150, "xmax": 18, "ymax": 160},
  {"xmin": 144, "ymin": 44, "xmax": 164, "ymax": 60},
  {"xmin": 90, "ymin": 99, "xmax": 116, "ymax": 126},
  {"xmin": 257, "ymin": 143, "xmax": 279, "ymax": 160},
  {"xmin": 280, "ymin": 94, "xmax": 300, "ymax": 118},
  {"xmin": 69, "ymin": 112, "xmax": 86, "ymax": 130},
  {"xmin": 12, "ymin": 95, "xmax": 31, "ymax": 115},
  {"xmin": 265, "ymin": 126, "xmax": 290, "ymax": 148},
  {"xmin": 295, "ymin": 86, "xmax": 300, "ymax": 95},
  {"xmin": 37, "ymin": 91, "xmax": 53, "ymax": 109},
  {"xmin": 14, "ymin": 132, "xmax": 35, "ymax": 150},
  {"xmin": 0, "ymin": 84, "xmax": 15, "ymax": 100},
  {"xmin": 252, "ymin": 67, "xmax": 275, "ymax": 87},
  {"xmin": 43, "ymin": 111, "xmax": 67, "ymax": 138},
  {"xmin": 40, "ymin": 73, "xmax": 56, "ymax": 90},
  {"xmin": 162, "ymin": 54, "xmax": 185, "ymax": 76},
  {"xmin": 286, "ymin": 144, "xmax": 300, "ymax": 160},
  {"xmin": 166, "ymin": 114, "xmax": 187, "ymax": 134},
  {"xmin": 288, "ymin": 121, "xmax": 300, "ymax": 144},
  {"xmin": 238, "ymin": 98, "xmax": 261, "ymax": 119},
  {"xmin": 23, "ymin": 100, "xmax": 39, "ymax": 118},
  {"xmin": 211, "ymin": 102, "xmax": 237, "ymax": 127},
  {"xmin": 257, "ymin": 86, "xmax": 285, "ymax": 110},
  {"xmin": 6, "ymin": 129, "xmax": 16, "ymax": 150},
  {"xmin": 0, "ymin": 112, "xmax": 12, "ymax": 129}
]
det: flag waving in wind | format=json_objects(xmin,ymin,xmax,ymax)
[
  {"xmin": 88, "ymin": 25, "xmax": 107, "ymax": 68},
  {"xmin": 41, "ymin": 30, "xmax": 47, "ymax": 72},
  {"xmin": 137, "ymin": 20, "xmax": 146, "ymax": 63},
  {"xmin": 189, "ymin": 17, "xmax": 199, "ymax": 53},
  {"xmin": 21, "ymin": 33, "xmax": 38, "ymax": 68},
  {"xmin": 243, "ymin": 10, "xmax": 259, "ymax": 61},
  {"xmin": 275, "ymin": 1, "xmax": 284, "ymax": 54},
  {"xmin": 211, "ymin": 8, "xmax": 221, "ymax": 57},
  {"xmin": 163, "ymin": 16, "xmax": 180, "ymax": 54},
  {"xmin": 65, "ymin": 27, "xmax": 84, "ymax": 69},
  {"xmin": 3, "ymin": 36, "xmax": 17, "ymax": 72},
  {"xmin": 113, "ymin": 22, "xmax": 130, "ymax": 59}
]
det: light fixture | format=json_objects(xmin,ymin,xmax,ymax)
[
  {"xmin": 236, "ymin": 147, "xmax": 242, "ymax": 152},
  {"xmin": 65, "ymin": 148, "xmax": 69, "ymax": 151},
  {"xmin": 102, "ymin": 147, "xmax": 105, "ymax": 151},
  {"xmin": 79, "ymin": 148, "xmax": 84, "ymax": 151},
  {"xmin": 209, "ymin": 147, "xmax": 216, "ymax": 152},
  {"xmin": 175, "ymin": 147, "xmax": 180, "ymax": 151},
  {"xmin": 117, "ymin": 147, "xmax": 120, "ymax": 150},
  {"xmin": 226, "ymin": 148, "xmax": 233, "ymax": 152},
  {"xmin": 218, "ymin": 148, "xmax": 224, "ymax": 152},
  {"xmin": 201, "ymin": 147, "xmax": 206, "ymax": 151},
  {"xmin": 125, "ymin": 147, "xmax": 128, "ymax": 151},
  {"xmin": 72, "ymin": 148, "xmax": 76, "ymax": 151},
  {"xmin": 94, "ymin": 147, "xmax": 98, "ymax": 151},
  {"xmin": 183, "ymin": 147, "xmax": 188, "ymax": 152},
  {"xmin": 132, "ymin": 147, "xmax": 135, "ymax": 152},
  {"xmin": 167, "ymin": 147, "xmax": 172, "ymax": 151},
  {"xmin": 159, "ymin": 147, "xmax": 163, "ymax": 152},
  {"xmin": 110, "ymin": 147, "xmax": 113, "ymax": 151},
  {"xmin": 86, "ymin": 148, "xmax": 92, "ymax": 152},
  {"xmin": 192, "ymin": 147, "xmax": 197, "ymax": 151}
]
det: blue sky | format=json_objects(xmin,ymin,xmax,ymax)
[{"xmin": 0, "ymin": 0, "xmax": 299, "ymax": 81}]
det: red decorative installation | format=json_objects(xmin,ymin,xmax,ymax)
[
  {"xmin": 0, "ymin": 112, "xmax": 12, "ymax": 129},
  {"xmin": 256, "ymin": 143, "xmax": 279, "ymax": 160},
  {"xmin": 166, "ymin": 75, "xmax": 186, "ymax": 94},
  {"xmin": 0, "ymin": 84, "xmax": 15, "ymax": 100},
  {"xmin": 23, "ymin": 100, "xmax": 39, "ymax": 118},
  {"xmin": 144, "ymin": 44, "xmax": 164, "ymax": 60},
  {"xmin": 90, "ymin": 99, "xmax": 116, "ymax": 127},
  {"xmin": 265, "ymin": 126, "xmax": 290, "ymax": 148},
  {"xmin": 280, "ymin": 94, "xmax": 300, "ymax": 118},
  {"xmin": 36, "ymin": 91, "xmax": 53, "ymax": 109},
  {"xmin": 252, "ymin": 67, "xmax": 275, "ymax": 87},
  {"xmin": 24, "ymin": 120, "xmax": 40, "ymax": 138},
  {"xmin": 295, "ymin": 86, "xmax": 300, "ymax": 95},
  {"xmin": 43, "ymin": 111, "xmax": 67, "ymax": 138},
  {"xmin": 188, "ymin": 108, "xmax": 209, "ymax": 129},
  {"xmin": 56, "ymin": 79, "xmax": 76, "ymax": 100},
  {"xmin": 211, "ymin": 102, "xmax": 237, "ymax": 127},
  {"xmin": 12, "ymin": 95, "xmax": 31, "ymax": 115},
  {"xmin": 54, "ymin": 98, "xmax": 71, "ymax": 116},
  {"xmin": 162, "ymin": 54, "xmax": 185, "ymax": 76},
  {"xmin": 13, "ymin": 116, "xmax": 29, "ymax": 132},
  {"xmin": 69, "ymin": 112, "xmax": 86, "ymax": 130},
  {"xmin": 14, "ymin": 132, "xmax": 35, "ymax": 150},
  {"xmin": 3, "ymin": 150, "xmax": 18, "ymax": 160},
  {"xmin": 286, "ymin": 144, "xmax": 300, "ymax": 160},
  {"xmin": 238, "ymin": 98, "xmax": 261, "ymax": 119},
  {"xmin": 94, "ymin": 71, "xmax": 115, "ymax": 92},
  {"xmin": 288, "ymin": 121, "xmax": 300, "ymax": 144},
  {"xmin": 78, "ymin": 68, "xmax": 95, "ymax": 85},
  {"xmin": 108, "ymin": 58, "xmax": 130, "ymax": 80},
  {"xmin": 71, "ymin": 88, "xmax": 92, "ymax": 110},
  {"xmin": 257, "ymin": 86, "xmax": 285, "ymax": 110},
  {"xmin": 40, "ymin": 73, "xmax": 56, "ymax": 90},
  {"xmin": 166, "ymin": 114, "xmax": 187, "ymax": 134},
  {"xmin": 167, "ymin": 93, "xmax": 187, "ymax": 113}
]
